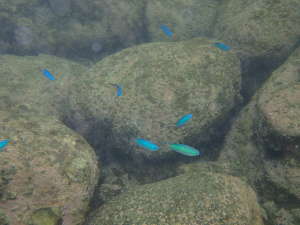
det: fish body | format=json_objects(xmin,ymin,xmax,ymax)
[
  {"xmin": 41, "ymin": 69, "xmax": 56, "ymax": 80},
  {"xmin": 167, "ymin": 143, "xmax": 200, "ymax": 156},
  {"xmin": 160, "ymin": 25, "xmax": 173, "ymax": 38},
  {"xmin": 135, "ymin": 138, "xmax": 159, "ymax": 151},
  {"xmin": 110, "ymin": 83, "xmax": 123, "ymax": 96},
  {"xmin": 176, "ymin": 114, "xmax": 192, "ymax": 127},
  {"xmin": 0, "ymin": 139, "xmax": 9, "ymax": 151},
  {"xmin": 214, "ymin": 42, "xmax": 231, "ymax": 51}
]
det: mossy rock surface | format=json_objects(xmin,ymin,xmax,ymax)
[
  {"xmin": 257, "ymin": 47, "xmax": 300, "ymax": 138},
  {"xmin": 218, "ymin": 47, "xmax": 300, "ymax": 224},
  {"xmin": 146, "ymin": 0, "xmax": 219, "ymax": 41},
  {"xmin": 0, "ymin": 209, "xmax": 9, "ymax": 225},
  {"xmin": 0, "ymin": 54, "xmax": 86, "ymax": 118},
  {"xmin": 88, "ymin": 171, "xmax": 264, "ymax": 225},
  {"xmin": 29, "ymin": 208, "xmax": 61, "ymax": 225},
  {"xmin": 256, "ymin": 48, "xmax": 300, "ymax": 200},
  {"xmin": 213, "ymin": 0, "xmax": 300, "ymax": 61},
  {"xmin": 0, "ymin": 110, "xmax": 99, "ymax": 225},
  {"xmin": 69, "ymin": 37, "xmax": 241, "ymax": 161},
  {"xmin": 0, "ymin": 0, "xmax": 145, "ymax": 61}
]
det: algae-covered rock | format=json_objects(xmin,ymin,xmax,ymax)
[
  {"xmin": 214, "ymin": 0, "xmax": 300, "ymax": 61},
  {"xmin": 255, "ymin": 47, "xmax": 300, "ymax": 200},
  {"xmin": 0, "ymin": 110, "xmax": 99, "ymax": 225},
  {"xmin": 0, "ymin": 0, "xmax": 145, "ymax": 60},
  {"xmin": 263, "ymin": 201, "xmax": 299, "ymax": 225},
  {"xmin": 69, "ymin": 37, "xmax": 241, "ymax": 162},
  {"xmin": 30, "ymin": 207, "xmax": 61, "ymax": 225},
  {"xmin": 0, "ymin": 54, "xmax": 86, "ymax": 118},
  {"xmin": 218, "ymin": 99, "xmax": 265, "ymax": 182},
  {"xmin": 257, "ymin": 47, "xmax": 300, "ymax": 139},
  {"xmin": 0, "ymin": 209, "xmax": 9, "ymax": 225},
  {"xmin": 88, "ymin": 171, "xmax": 264, "ymax": 225},
  {"xmin": 146, "ymin": 0, "xmax": 219, "ymax": 41},
  {"xmin": 219, "ymin": 47, "xmax": 300, "ymax": 185},
  {"xmin": 218, "ymin": 47, "xmax": 300, "ymax": 224}
]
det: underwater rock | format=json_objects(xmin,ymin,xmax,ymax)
[
  {"xmin": 256, "ymin": 47, "xmax": 300, "ymax": 200},
  {"xmin": 0, "ymin": 0, "xmax": 145, "ymax": 60},
  {"xmin": 87, "ymin": 171, "xmax": 264, "ymax": 225},
  {"xmin": 0, "ymin": 110, "xmax": 99, "ymax": 225},
  {"xmin": 213, "ymin": 0, "xmax": 300, "ymax": 63},
  {"xmin": 218, "ymin": 47, "xmax": 300, "ymax": 224},
  {"xmin": 213, "ymin": 0, "xmax": 300, "ymax": 101},
  {"xmin": 0, "ymin": 209, "xmax": 9, "ymax": 225},
  {"xmin": 0, "ymin": 54, "xmax": 87, "ymax": 118},
  {"xmin": 146, "ymin": 0, "xmax": 219, "ymax": 41},
  {"xmin": 257, "ymin": 48, "xmax": 300, "ymax": 139},
  {"xmin": 30, "ymin": 207, "xmax": 61, "ymax": 225},
  {"xmin": 68, "ymin": 37, "xmax": 242, "ymax": 163}
]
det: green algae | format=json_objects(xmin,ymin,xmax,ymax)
[
  {"xmin": 29, "ymin": 208, "xmax": 61, "ymax": 225},
  {"xmin": 89, "ymin": 171, "xmax": 263, "ymax": 225},
  {"xmin": 65, "ymin": 157, "xmax": 90, "ymax": 183},
  {"xmin": 0, "ymin": 209, "xmax": 9, "ymax": 225}
]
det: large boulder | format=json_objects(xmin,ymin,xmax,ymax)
[
  {"xmin": 256, "ymin": 47, "xmax": 300, "ymax": 199},
  {"xmin": 0, "ymin": 54, "xmax": 86, "ymax": 119},
  {"xmin": 0, "ymin": 0, "xmax": 145, "ymax": 60},
  {"xmin": 0, "ymin": 110, "xmax": 99, "ymax": 225},
  {"xmin": 68, "ymin": 37, "xmax": 242, "ymax": 163},
  {"xmin": 87, "ymin": 171, "xmax": 264, "ymax": 225},
  {"xmin": 214, "ymin": 0, "xmax": 300, "ymax": 62},
  {"xmin": 213, "ymin": 0, "xmax": 300, "ymax": 100},
  {"xmin": 146, "ymin": 0, "xmax": 219, "ymax": 41},
  {"xmin": 218, "ymin": 47, "xmax": 300, "ymax": 224}
]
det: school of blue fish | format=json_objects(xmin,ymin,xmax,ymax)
[
  {"xmin": 134, "ymin": 113, "xmax": 201, "ymax": 156},
  {"xmin": 1, "ymin": 25, "xmax": 231, "ymax": 156}
]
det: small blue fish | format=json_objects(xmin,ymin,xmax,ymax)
[
  {"xmin": 134, "ymin": 138, "xmax": 159, "ymax": 151},
  {"xmin": 214, "ymin": 42, "xmax": 231, "ymax": 51},
  {"xmin": 160, "ymin": 25, "xmax": 173, "ymax": 38},
  {"xmin": 41, "ymin": 69, "xmax": 56, "ymax": 80},
  {"xmin": 176, "ymin": 114, "xmax": 193, "ymax": 127},
  {"xmin": 110, "ymin": 83, "xmax": 123, "ymax": 96},
  {"xmin": 0, "ymin": 139, "xmax": 9, "ymax": 151}
]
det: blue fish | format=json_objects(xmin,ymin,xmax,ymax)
[
  {"xmin": 160, "ymin": 25, "xmax": 173, "ymax": 38},
  {"xmin": 167, "ymin": 143, "xmax": 200, "ymax": 156},
  {"xmin": 110, "ymin": 83, "xmax": 123, "ymax": 96},
  {"xmin": 0, "ymin": 139, "xmax": 9, "ymax": 151},
  {"xmin": 176, "ymin": 114, "xmax": 193, "ymax": 127},
  {"xmin": 134, "ymin": 138, "xmax": 159, "ymax": 151},
  {"xmin": 41, "ymin": 69, "xmax": 56, "ymax": 80},
  {"xmin": 214, "ymin": 42, "xmax": 231, "ymax": 51}
]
